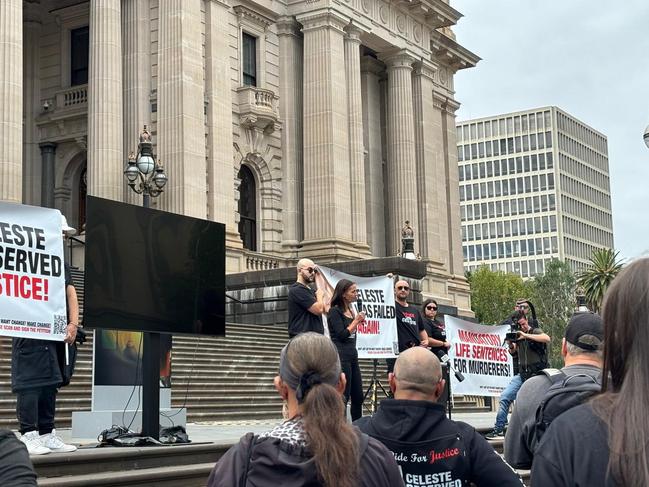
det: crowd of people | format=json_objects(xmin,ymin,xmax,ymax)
[{"xmin": 4, "ymin": 253, "xmax": 649, "ymax": 486}]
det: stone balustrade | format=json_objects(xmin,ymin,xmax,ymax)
[{"xmin": 55, "ymin": 84, "xmax": 88, "ymax": 110}]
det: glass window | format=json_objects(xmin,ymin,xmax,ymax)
[
  {"xmin": 522, "ymin": 135, "xmax": 529, "ymax": 152},
  {"xmin": 530, "ymin": 133, "xmax": 537, "ymax": 151},
  {"xmin": 513, "ymin": 240, "xmax": 520, "ymax": 257},
  {"xmin": 503, "ymin": 200, "xmax": 510, "ymax": 216},
  {"xmin": 494, "ymin": 160, "xmax": 501, "ymax": 177},
  {"xmin": 537, "ymin": 113, "xmax": 544, "ymax": 130},
  {"xmin": 542, "ymin": 217, "xmax": 550, "ymax": 232},
  {"xmin": 500, "ymin": 139, "xmax": 507, "ymax": 155},
  {"xmin": 471, "ymin": 143, "xmax": 477, "ymax": 159},
  {"xmin": 507, "ymin": 118, "xmax": 514, "ymax": 135},
  {"xmin": 551, "ymin": 236, "xmax": 558, "ymax": 252},
  {"xmin": 476, "ymin": 244, "xmax": 482, "ymax": 260},
  {"xmin": 504, "ymin": 220, "xmax": 511, "ymax": 237},
  {"xmin": 477, "ymin": 123, "xmax": 484, "ymax": 139},
  {"xmin": 536, "ymin": 237, "xmax": 543, "ymax": 255},
  {"xmin": 498, "ymin": 242, "xmax": 504, "ymax": 258},
  {"xmin": 532, "ymin": 175, "xmax": 539, "ymax": 192},
  {"xmin": 469, "ymin": 245, "xmax": 475, "ymax": 261},
  {"xmin": 538, "ymin": 132, "xmax": 545, "ymax": 149},
  {"xmin": 550, "ymin": 215, "xmax": 557, "ymax": 231},
  {"xmin": 458, "ymin": 146, "xmax": 464, "ymax": 162},
  {"xmin": 523, "ymin": 156, "xmax": 531, "ymax": 172},
  {"xmin": 529, "ymin": 114, "xmax": 536, "ymax": 131},
  {"xmin": 506, "ymin": 241, "xmax": 512, "ymax": 258},
  {"xmin": 242, "ymin": 33, "xmax": 258, "ymax": 86},
  {"xmin": 544, "ymin": 111, "xmax": 551, "ymax": 128},
  {"xmin": 511, "ymin": 199, "xmax": 518, "ymax": 215},
  {"xmin": 483, "ymin": 243, "xmax": 490, "ymax": 260},
  {"xmin": 522, "ymin": 261, "xmax": 529, "ymax": 277},
  {"xmin": 522, "ymin": 115, "xmax": 528, "ymax": 132},
  {"xmin": 237, "ymin": 164, "xmax": 258, "ymax": 250},
  {"xmin": 70, "ymin": 26, "xmax": 90, "ymax": 86},
  {"xmin": 467, "ymin": 205, "xmax": 473, "ymax": 220},
  {"xmin": 516, "ymin": 158, "xmax": 523, "ymax": 173},
  {"xmin": 489, "ymin": 222, "xmax": 496, "ymax": 237},
  {"xmin": 547, "ymin": 152, "xmax": 554, "ymax": 168},
  {"xmin": 527, "ymin": 218, "xmax": 534, "ymax": 234},
  {"xmin": 485, "ymin": 121, "xmax": 492, "ymax": 138},
  {"xmin": 516, "ymin": 177, "xmax": 523, "ymax": 194},
  {"xmin": 480, "ymin": 182, "xmax": 487, "ymax": 198},
  {"xmin": 468, "ymin": 225, "xmax": 474, "ymax": 241},
  {"xmin": 534, "ymin": 216, "xmax": 541, "ymax": 233},
  {"xmin": 519, "ymin": 217, "xmax": 526, "ymax": 235},
  {"xmin": 480, "ymin": 203, "xmax": 487, "ymax": 218},
  {"xmin": 530, "ymin": 155, "xmax": 538, "ymax": 171},
  {"xmin": 488, "ymin": 202, "xmax": 495, "ymax": 218},
  {"xmin": 478, "ymin": 142, "xmax": 485, "ymax": 158},
  {"xmin": 490, "ymin": 243, "xmax": 497, "ymax": 259},
  {"xmin": 486, "ymin": 161, "xmax": 493, "ymax": 177},
  {"xmin": 512, "ymin": 219, "xmax": 518, "ymax": 236},
  {"xmin": 472, "ymin": 163, "xmax": 478, "ymax": 179},
  {"xmin": 493, "ymin": 141, "xmax": 500, "ymax": 157},
  {"xmin": 479, "ymin": 162, "xmax": 486, "ymax": 178},
  {"xmin": 499, "ymin": 119, "xmax": 506, "ymax": 135},
  {"xmin": 495, "ymin": 200, "xmax": 502, "ymax": 216},
  {"xmin": 541, "ymin": 195, "xmax": 549, "ymax": 211},
  {"xmin": 540, "ymin": 174, "xmax": 547, "ymax": 191},
  {"xmin": 546, "ymin": 132, "xmax": 552, "ymax": 148},
  {"xmin": 496, "ymin": 221, "xmax": 503, "ymax": 238},
  {"xmin": 507, "ymin": 138, "xmax": 515, "ymax": 154},
  {"xmin": 529, "ymin": 260, "xmax": 536, "ymax": 276},
  {"xmin": 521, "ymin": 239, "xmax": 528, "ymax": 255},
  {"xmin": 514, "ymin": 116, "xmax": 521, "ymax": 133},
  {"xmin": 459, "ymin": 186, "xmax": 465, "ymax": 201},
  {"xmin": 548, "ymin": 173, "xmax": 555, "ymax": 190},
  {"xmin": 515, "ymin": 136, "xmax": 521, "ymax": 153},
  {"xmin": 486, "ymin": 141, "xmax": 492, "ymax": 157},
  {"xmin": 495, "ymin": 180, "xmax": 501, "ymax": 197},
  {"xmin": 470, "ymin": 124, "xmax": 477, "ymax": 139}
]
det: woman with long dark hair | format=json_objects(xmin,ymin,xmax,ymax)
[
  {"xmin": 327, "ymin": 279, "xmax": 365, "ymax": 421},
  {"xmin": 532, "ymin": 258, "xmax": 649, "ymax": 486},
  {"xmin": 421, "ymin": 298, "xmax": 450, "ymax": 356},
  {"xmin": 207, "ymin": 333, "xmax": 403, "ymax": 487}
]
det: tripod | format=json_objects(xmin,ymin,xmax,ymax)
[
  {"xmin": 362, "ymin": 359, "xmax": 390, "ymax": 414},
  {"xmin": 442, "ymin": 363, "xmax": 454, "ymax": 420}
]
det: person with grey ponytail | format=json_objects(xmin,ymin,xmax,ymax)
[{"xmin": 207, "ymin": 332, "xmax": 403, "ymax": 487}]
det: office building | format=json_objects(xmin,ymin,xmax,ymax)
[{"xmin": 456, "ymin": 107, "xmax": 614, "ymax": 277}]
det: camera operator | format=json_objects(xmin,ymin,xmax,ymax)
[{"xmin": 486, "ymin": 299, "xmax": 550, "ymax": 439}]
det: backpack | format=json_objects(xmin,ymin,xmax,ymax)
[{"xmin": 532, "ymin": 368, "xmax": 601, "ymax": 451}]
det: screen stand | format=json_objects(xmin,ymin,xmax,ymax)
[{"xmin": 142, "ymin": 331, "xmax": 160, "ymax": 439}]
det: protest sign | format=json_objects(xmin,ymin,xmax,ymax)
[
  {"xmin": 445, "ymin": 316, "xmax": 513, "ymax": 396},
  {"xmin": 0, "ymin": 202, "xmax": 67, "ymax": 341},
  {"xmin": 316, "ymin": 266, "xmax": 398, "ymax": 359}
]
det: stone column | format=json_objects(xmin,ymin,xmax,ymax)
[
  {"xmin": 23, "ymin": 4, "xmax": 41, "ymax": 206},
  {"xmin": 442, "ymin": 98, "xmax": 465, "ymax": 275},
  {"xmin": 277, "ymin": 17, "xmax": 303, "ymax": 255},
  {"xmin": 344, "ymin": 25, "xmax": 368, "ymax": 252},
  {"xmin": 39, "ymin": 143, "xmax": 57, "ymax": 209},
  {"xmin": 412, "ymin": 60, "xmax": 442, "ymax": 262},
  {"xmin": 0, "ymin": 0, "xmax": 23, "ymax": 203},
  {"xmin": 206, "ymin": 0, "xmax": 240, "ymax": 250},
  {"xmin": 382, "ymin": 51, "xmax": 418, "ymax": 256},
  {"xmin": 298, "ymin": 10, "xmax": 356, "ymax": 259},
  {"xmin": 87, "ymin": 0, "xmax": 123, "ymax": 201},
  {"xmin": 360, "ymin": 55, "xmax": 385, "ymax": 256},
  {"xmin": 431, "ymin": 91, "xmax": 450, "ymax": 267},
  {"xmin": 157, "ymin": 0, "xmax": 206, "ymax": 217},
  {"xmin": 122, "ymin": 0, "xmax": 150, "ymax": 205}
]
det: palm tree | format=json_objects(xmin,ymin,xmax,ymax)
[{"xmin": 577, "ymin": 248, "xmax": 623, "ymax": 313}]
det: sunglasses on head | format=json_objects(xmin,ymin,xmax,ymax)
[
  {"xmin": 397, "ymin": 286, "xmax": 410, "ymax": 291},
  {"xmin": 426, "ymin": 305, "xmax": 438, "ymax": 310}
]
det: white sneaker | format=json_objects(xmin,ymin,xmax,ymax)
[
  {"xmin": 20, "ymin": 431, "xmax": 51, "ymax": 455},
  {"xmin": 39, "ymin": 429, "xmax": 77, "ymax": 453}
]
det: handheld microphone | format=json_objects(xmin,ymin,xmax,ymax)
[
  {"xmin": 434, "ymin": 350, "xmax": 465, "ymax": 382},
  {"xmin": 356, "ymin": 298, "xmax": 363, "ymax": 315}
]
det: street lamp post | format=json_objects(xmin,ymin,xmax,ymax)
[{"xmin": 123, "ymin": 126, "xmax": 168, "ymax": 440}]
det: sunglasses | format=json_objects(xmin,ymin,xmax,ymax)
[
  {"xmin": 426, "ymin": 305, "xmax": 438, "ymax": 310},
  {"xmin": 397, "ymin": 286, "xmax": 410, "ymax": 291},
  {"xmin": 302, "ymin": 267, "xmax": 316, "ymax": 273}
]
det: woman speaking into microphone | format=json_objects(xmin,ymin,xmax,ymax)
[{"xmin": 327, "ymin": 279, "xmax": 365, "ymax": 421}]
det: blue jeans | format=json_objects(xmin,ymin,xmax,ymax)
[{"xmin": 495, "ymin": 374, "xmax": 523, "ymax": 430}]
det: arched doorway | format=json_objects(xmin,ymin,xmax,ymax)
[{"xmin": 237, "ymin": 165, "xmax": 257, "ymax": 251}]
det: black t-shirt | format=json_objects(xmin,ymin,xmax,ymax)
[
  {"xmin": 287, "ymin": 283, "xmax": 324, "ymax": 337},
  {"xmin": 395, "ymin": 302, "xmax": 425, "ymax": 352},
  {"xmin": 327, "ymin": 306, "xmax": 357, "ymax": 360},
  {"xmin": 423, "ymin": 317, "xmax": 446, "ymax": 356}
]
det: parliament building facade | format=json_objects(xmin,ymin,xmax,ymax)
[{"xmin": 0, "ymin": 0, "xmax": 478, "ymax": 314}]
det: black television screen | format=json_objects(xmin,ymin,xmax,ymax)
[{"xmin": 83, "ymin": 196, "xmax": 225, "ymax": 336}]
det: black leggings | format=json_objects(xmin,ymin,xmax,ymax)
[{"xmin": 340, "ymin": 356, "xmax": 364, "ymax": 421}]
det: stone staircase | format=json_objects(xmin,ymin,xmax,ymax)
[{"xmin": 0, "ymin": 322, "xmax": 490, "ymax": 428}]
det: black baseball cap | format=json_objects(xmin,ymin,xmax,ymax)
[{"xmin": 565, "ymin": 312, "xmax": 604, "ymax": 350}]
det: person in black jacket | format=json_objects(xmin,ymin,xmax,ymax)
[
  {"xmin": 327, "ymin": 279, "xmax": 365, "ymax": 421},
  {"xmin": 421, "ymin": 298, "xmax": 451, "ymax": 407},
  {"xmin": 11, "ymin": 215, "xmax": 78, "ymax": 456},
  {"xmin": 207, "ymin": 332, "xmax": 403, "ymax": 487},
  {"xmin": 355, "ymin": 346, "xmax": 523, "ymax": 487},
  {"xmin": 532, "ymin": 258, "xmax": 649, "ymax": 486}
]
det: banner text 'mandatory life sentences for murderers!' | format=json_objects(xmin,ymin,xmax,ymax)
[
  {"xmin": 445, "ymin": 316, "xmax": 514, "ymax": 396},
  {"xmin": 0, "ymin": 203, "xmax": 67, "ymax": 341}
]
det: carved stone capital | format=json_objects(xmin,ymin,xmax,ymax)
[
  {"xmin": 413, "ymin": 59, "xmax": 438, "ymax": 81},
  {"xmin": 344, "ymin": 23, "xmax": 364, "ymax": 43},
  {"xmin": 276, "ymin": 16, "xmax": 301, "ymax": 37},
  {"xmin": 297, "ymin": 9, "xmax": 349, "ymax": 34},
  {"xmin": 380, "ymin": 50, "xmax": 416, "ymax": 70}
]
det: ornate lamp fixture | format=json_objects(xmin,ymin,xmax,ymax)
[{"xmin": 124, "ymin": 125, "xmax": 168, "ymax": 207}]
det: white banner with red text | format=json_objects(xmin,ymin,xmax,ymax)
[
  {"xmin": 445, "ymin": 316, "xmax": 514, "ymax": 396},
  {"xmin": 315, "ymin": 266, "xmax": 398, "ymax": 359},
  {"xmin": 0, "ymin": 202, "xmax": 67, "ymax": 341}
]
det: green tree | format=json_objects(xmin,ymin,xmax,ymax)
[
  {"xmin": 468, "ymin": 266, "xmax": 531, "ymax": 325},
  {"xmin": 577, "ymin": 248, "xmax": 623, "ymax": 313},
  {"xmin": 528, "ymin": 259, "xmax": 576, "ymax": 367}
]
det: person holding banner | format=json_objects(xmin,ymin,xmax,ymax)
[
  {"xmin": 287, "ymin": 259, "xmax": 326, "ymax": 337},
  {"xmin": 355, "ymin": 347, "xmax": 523, "ymax": 486},
  {"xmin": 11, "ymin": 215, "xmax": 79, "ymax": 456},
  {"xmin": 386, "ymin": 280, "xmax": 428, "ymax": 374},
  {"xmin": 327, "ymin": 279, "xmax": 366, "ymax": 421}
]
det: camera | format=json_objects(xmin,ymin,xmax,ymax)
[{"xmin": 505, "ymin": 331, "xmax": 520, "ymax": 342}]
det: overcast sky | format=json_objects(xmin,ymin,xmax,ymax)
[{"xmin": 452, "ymin": 0, "xmax": 649, "ymax": 261}]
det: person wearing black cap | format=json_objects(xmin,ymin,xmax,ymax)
[{"xmin": 504, "ymin": 312, "xmax": 603, "ymax": 469}]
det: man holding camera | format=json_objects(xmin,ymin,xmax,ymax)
[
  {"xmin": 486, "ymin": 299, "xmax": 550, "ymax": 439},
  {"xmin": 287, "ymin": 259, "xmax": 326, "ymax": 338}
]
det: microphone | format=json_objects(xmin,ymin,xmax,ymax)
[
  {"xmin": 356, "ymin": 298, "xmax": 363, "ymax": 315},
  {"xmin": 433, "ymin": 349, "xmax": 465, "ymax": 382}
]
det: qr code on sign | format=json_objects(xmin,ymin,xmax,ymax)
[{"xmin": 53, "ymin": 315, "xmax": 67, "ymax": 335}]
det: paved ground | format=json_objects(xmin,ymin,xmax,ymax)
[{"xmin": 50, "ymin": 411, "xmax": 497, "ymax": 447}]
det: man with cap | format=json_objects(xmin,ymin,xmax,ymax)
[
  {"xmin": 11, "ymin": 213, "xmax": 79, "ymax": 455},
  {"xmin": 504, "ymin": 312, "xmax": 604, "ymax": 469}
]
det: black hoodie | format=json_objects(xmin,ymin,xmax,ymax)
[{"xmin": 355, "ymin": 399, "xmax": 523, "ymax": 487}]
